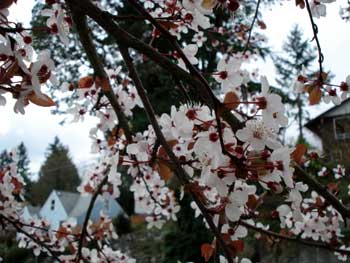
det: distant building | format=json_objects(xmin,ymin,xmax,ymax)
[
  {"xmin": 22, "ymin": 205, "xmax": 40, "ymax": 221},
  {"xmin": 23, "ymin": 190, "xmax": 126, "ymax": 230},
  {"xmin": 305, "ymin": 98, "xmax": 350, "ymax": 165}
]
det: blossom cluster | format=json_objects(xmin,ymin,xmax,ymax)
[{"xmin": 2, "ymin": 0, "xmax": 350, "ymax": 262}]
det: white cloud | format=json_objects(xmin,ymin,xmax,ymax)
[{"xmin": 0, "ymin": 94, "xmax": 98, "ymax": 176}]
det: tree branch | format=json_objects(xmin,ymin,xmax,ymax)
[
  {"xmin": 243, "ymin": 0, "xmax": 261, "ymax": 54},
  {"xmin": 67, "ymin": 3, "xmax": 133, "ymax": 142},
  {"xmin": 75, "ymin": 0, "xmax": 350, "ymax": 224},
  {"xmin": 0, "ymin": 215, "xmax": 63, "ymax": 262},
  {"xmin": 304, "ymin": 0, "xmax": 324, "ymax": 81},
  {"xmin": 75, "ymin": 172, "xmax": 109, "ymax": 262},
  {"xmin": 126, "ymin": 0, "xmax": 244, "ymax": 166},
  {"xmin": 294, "ymin": 163, "xmax": 350, "ymax": 219},
  {"xmin": 118, "ymin": 45, "xmax": 234, "ymax": 263},
  {"xmin": 76, "ymin": 0, "xmax": 244, "ymax": 132},
  {"xmin": 240, "ymin": 220, "xmax": 350, "ymax": 255}
]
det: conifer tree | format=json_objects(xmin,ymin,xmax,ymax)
[
  {"xmin": 31, "ymin": 137, "xmax": 80, "ymax": 204},
  {"xmin": 16, "ymin": 142, "xmax": 32, "ymax": 199},
  {"xmin": 0, "ymin": 150, "xmax": 11, "ymax": 168},
  {"xmin": 274, "ymin": 25, "xmax": 317, "ymax": 141}
]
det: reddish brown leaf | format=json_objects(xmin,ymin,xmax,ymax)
[
  {"xmin": 0, "ymin": 0, "xmax": 16, "ymax": 9},
  {"xmin": 246, "ymin": 194, "xmax": 258, "ymax": 210},
  {"xmin": 231, "ymin": 240, "xmax": 244, "ymax": 253},
  {"xmin": 291, "ymin": 144, "xmax": 307, "ymax": 164},
  {"xmin": 309, "ymin": 87, "xmax": 322, "ymax": 105},
  {"xmin": 56, "ymin": 226, "xmax": 69, "ymax": 239},
  {"xmin": 78, "ymin": 76, "xmax": 94, "ymax": 89},
  {"xmin": 201, "ymin": 0, "xmax": 217, "ymax": 10},
  {"xmin": 95, "ymin": 76, "xmax": 111, "ymax": 91},
  {"xmin": 257, "ymin": 20, "xmax": 266, "ymax": 30},
  {"xmin": 84, "ymin": 184, "xmax": 94, "ymax": 193},
  {"xmin": 223, "ymin": 91, "xmax": 240, "ymax": 110},
  {"xmin": 158, "ymin": 21, "xmax": 178, "ymax": 30},
  {"xmin": 157, "ymin": 140, "xmax": 178, "ymax": 159},
  {"xmin": 157, "ymin": 160, "xmax": 173, "ymax": 182},
  {"xmin": 201, "ymin": 243, "xmax": 214, "ymax": 262},
  {"xmin": 295, "ymin": 0, "xmax": 305, "ymax": 9},
  {"xmin": 28, "ymin": 92, "xmax": 56, "ymax": 107},
  {"xmin": 100, "ymin": 77, "xmax": 111, "ymax": 91},
  {"xmin": 315, "ymin": 196, "xmax": 324, "ymax": 208}
]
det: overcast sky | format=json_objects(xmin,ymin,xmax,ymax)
[{"xmin": 1, "ymin": 0, "xmax": 350, "ymax": 177}]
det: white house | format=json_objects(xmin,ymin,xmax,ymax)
[
  {"xmin": 36, "ymin": 190, "xmax": 125, "ymax": 230},
  {"xmin": 22, "ymin": 205, "xmax": 40, "ymax": 221}
]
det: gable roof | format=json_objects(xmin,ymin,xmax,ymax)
[
  {"xmin": 69, "ymin": 194, "xmax": 93, "ymax": 218},
  {"xmin": 27, "ymin": 205, "xmax": 40, "ymax": 216},
  {"xmin": 25, "ymin": 205, "xmax": 40, "ymax": 217},
  {"xmin": 52, "ymin": 190, "xmax": 126, "ymax": 221},
  {"xmin": 54, "ymin": 190, "xmax": 80, "ymax": 215},
  {"xmin": 305, "ymin": 98, "xmax": 350, "ymax": 131}
]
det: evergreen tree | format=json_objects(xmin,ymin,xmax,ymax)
[
  {"xmin": 274, "ymin": 25, "xmax": 316, "ymax": 141},
  {"xmin": 16, "ymin": 142, "xmax": 32, "ymax": 200},
  {"xmin": 31, "ymin": 136, "xmax": 81, "ymax": 205},
  {"xmin": 28, "ymin": 0, "xmax": 277, "ymax": 258},
  {"xmin": 0, "ymin": 150, "xmax": 11, "ymax": 168}
]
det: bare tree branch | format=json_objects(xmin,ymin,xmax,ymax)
[
  {"xmin": 305, "ymin": 0, "xmax": 324, "ymax": 81},
  {"xmin": 119, "ymin": 45, "xmax": 234, "ymax": 263},
  {"xmin": 243, "ymin": 0, "xmax": 261, "ymax": 54},
  {"xmin": 240, "ymin": 220, "xmax": 350, "ymax": 255},
  {"xmin": 294, "ymin": 163, "xmax": 350, "ymax": 219},
  {"xmin": 0, "ymin": 215, "xmax": 63, "ymax": 262},
  {"xmin": 67, "ymin": 3, "xmax": 133, "ymax": 142}
]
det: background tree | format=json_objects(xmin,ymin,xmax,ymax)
[
  {"xmin": 0, "ymin": 143, "xmax": 32, "ymax": 199},
  {"xmin": 0, "ymin": 150, "xmax": 11, "ymax": 168},
  {"xmin": 274, "ymin": 25, "xmax": 317, "ymax": 142},
  {"xmin": 30, "ymin": 0, "xmax": 273, "ymax": 116},
  {"xmin": 16, "ymin": 142, "xmax": 32, "ymax": 199},
  {"xmin": 163, "ymin": 194, "xmax": 212, "ymax": 263},
  {"xmin": 31, "ymin": 136, "xmax": 80, "ymax": 205},
  {"xmin": 27, "ymin": 1, "xmax": 280, "ymax": 261}
]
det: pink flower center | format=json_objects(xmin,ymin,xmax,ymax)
[
  {"xmin": 253, "ymin": 131, "xmax": 262, "ymax": 139},
  {"xmin": 209, "ymin": 132, "xmax": 219, "ymax": 142},
  {"xmin": 186, "ymin": 109, "xmax": 197, "ymax": 120},
  {"xmin": 219, "ymin": 71, "xmax": 228, "ymax": 80}
]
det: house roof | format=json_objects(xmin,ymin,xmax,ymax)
[
  {"xmin": 52, "ymin": 190, "xmax": 126, "ymax": 221},
  {"xmin": 305, "ymin": 98, "xmax": 350, "ymax": 131},
  {"xmin": 69, "ymin": 194, "xmax": 93, "ymax": 218},
  {"xmin": 54, "ymin": 190, "xmax": 80, "ymax": 215},
  {"xmin": 26, "ymin": 205, "xmax": 40, "ymax": 216}
]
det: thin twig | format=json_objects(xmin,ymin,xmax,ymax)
[
  {"xmin": 78, "ymin": 0, "xmax": 244, "ymax": 133},
  {"xmin": 126, "ymin": 0, "xmax": 243, "ymax": 167},
  {"xmin": 243, "ymin": 0, "xmax": 261, "ymax": 54},
  {"xmin": 304, "ymin": 0, "xmax": 324, "ymax": 81},
  {"xmin": 75, "ymin": 172, "xmax": 109, "ymax": 262},
  {"xmin": 67, "ymin": 3, "xmax": 133, "ymax": 142},
  {"xmin": 0, "ymin": 215, "xmax": 62, "ymax": 262},
  {"xmin": 118, "ymin": 45, "xmax": 234, "ymax": 263},
  {"xmin": 294, "ymin": 163, "xmax": 350, "ymax": 219},
  {"xmin": 106, "ymin": 13, "xmax": 174, "ymax": 22},
  {"xmin": 240, "ymin": 220, "xmax": 350, "ymax": 255}
]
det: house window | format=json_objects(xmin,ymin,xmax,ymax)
[
  {"xmin": 333, "ymin": 116, "xmax": 350, "ymax": 140},
  {"xmin": 51, "ymin": 199, "xmax": 55, "ymax": 210}
]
